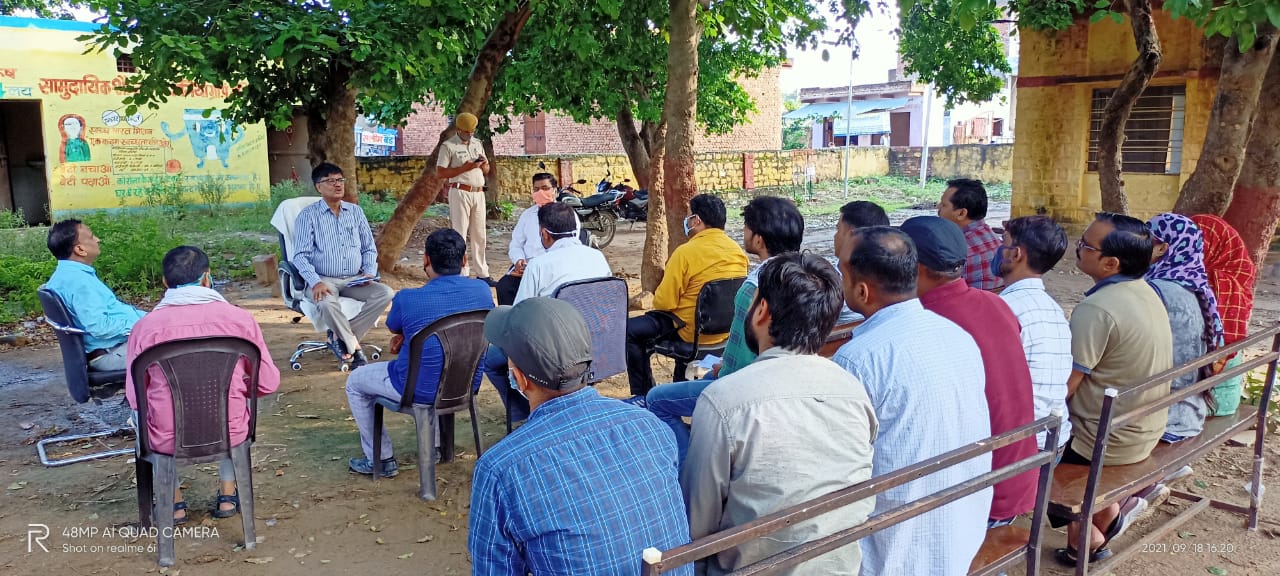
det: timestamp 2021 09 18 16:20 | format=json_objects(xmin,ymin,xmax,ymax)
[{"xmin": 1141, "ymin": 541, "xmax": 1237, "ymax": 555}]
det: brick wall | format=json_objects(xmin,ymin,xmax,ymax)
[
  {"xmin": 357, "ymin": 147, "xmax": 894, "ymax": 203},
  {"xmin": 888, "ymin": 144, "xmax": 1014, "ymax": 183},
  {"xmin": 397, "ymin": 68, "xmax": 784, "ymax": 156}
]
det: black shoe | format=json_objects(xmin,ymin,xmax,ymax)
[
  {"xmin": 479, "ymin": 277, "xmax": 498, "ymax": 288},
  {"xmin": 352, "ymin": 350, "xmax": 369, "ymax": 368}
]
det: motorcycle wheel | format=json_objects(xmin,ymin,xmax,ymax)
[{"xmin": 587, "ymin": 210, "xmax": 618, "ymax": 249}]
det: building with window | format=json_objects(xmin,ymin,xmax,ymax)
[{"xmin": 1012, "ymin": 9, "xmax": 1211, "ymax": 222}]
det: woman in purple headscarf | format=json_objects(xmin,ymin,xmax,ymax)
[{"xmin": 1146, "ymin": 213, "xmax": 1224, "ymax": 442}]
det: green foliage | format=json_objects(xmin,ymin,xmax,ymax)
[
  {"xmin": 0, "ymin": 0, "xmax": 79, "ymax": 18},
  {"xmin": 358, "ymin": 192, "xmax": 397, "ymax": 225},
  {"xmin": 136, "ymin": 174, "xmax": 190, "ymax": 220},
  {"xmin": 81, "ymin": 0, "xmax": 491, "ymax": 130},
  {"xmin": 899, "ymin": 0, "xmax": 1012, "ymax": 108},
  {"xmin": 1165, "ymin": 0, "xmax": 1280, "ymax": 50},
  {"xmin": 498, "ymin": 201, "xmax": 517, "ymax": 221},
  {"xmin": 270, "ymin": 179, "xmax": 315, "ymax": 209},
  {"xmin": 0, "ymin": 255, "xmax": 55, "ymax": 324},
  {"xmin": 81, "ymin": 212, "xmax": 182, "ymax": 297},
  {"xmin": 783, "ymin": 119, "xmax": 808, "ymax": 150},
  {"xmin": 195, "ymin": 176, "xmax": 231, "ymax": 213},
  {"xmin": 1244, "ymin": 370, "xmax": 1280, "ymax": 434},
  {"xmin": 0, "ymin": 209, "xmax": 27, "ymax": 230}
]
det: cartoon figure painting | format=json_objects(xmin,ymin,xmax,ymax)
[
  {"xmin": 59, "ymin": 114, "xmax": 91, "ymax": 163},
  {"xmin": 161, "ymin": 109, "xmax": 245, "ymax": 169}
]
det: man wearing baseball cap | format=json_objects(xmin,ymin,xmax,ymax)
[
  {"xmin": 435, "ymin": 112, "xmax": 495, "ymax": 286},
  {"xmin": 899, "ymin": 215, "xmax": 1038, "ymax": 528},
  {"xmin": 468, "ymin": 298, "xmax": 692, "ymax": 575}
]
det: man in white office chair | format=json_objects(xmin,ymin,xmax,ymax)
[{"xmin": 290, "ymin": 163, "xmax": 394, "ymax": 368}]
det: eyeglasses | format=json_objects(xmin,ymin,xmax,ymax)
[
  {"xmin": 318, "ymin": 178, "xmax": 346, "ymax": 186},
  {"xmin": 1076, "ymin": 238, "xmax": 1101, "ymax": 254}
]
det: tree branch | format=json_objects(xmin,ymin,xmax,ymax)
[{"xmin": 1097, "ymin": 0, "xmax": 1162, "ymax": 214}]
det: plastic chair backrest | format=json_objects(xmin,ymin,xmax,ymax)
[
  {"xmin": 694, "ymin": 277, "xmax": 746, "ymax": 337},
  {"xmin": 553, "ymin": 276, "xmax": 628, "ymax": 382},
  {"xmin": 130, "ymin": 336, "xmax": 261, "ymax": 462},
  {"xmin": 401, "ymin": 310, "xmax": 490, "ymax": 413},
  {"xmin": 38, "ymin": 287, "xmax": 97, "ymax": 403}
]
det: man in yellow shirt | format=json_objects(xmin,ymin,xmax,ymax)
[{"xmin": 624, "ymin": 194, "xmax": 748, "ymax": 404}]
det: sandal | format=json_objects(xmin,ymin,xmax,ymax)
[
  {"xmin": 1054, "ymin": 545, "xmax": 1113, "ymax": 566},
  {"xmin": 212, "ymin": 490, "xmax": 240, "ymax": 519},
  {"xmin": 173, "ymin": 501, "xmax": 188, "ymax": 525}
]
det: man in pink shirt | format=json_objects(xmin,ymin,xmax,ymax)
[{"xmin": 126, "ymin": 246, "xmax": 280, "ymax": 523}]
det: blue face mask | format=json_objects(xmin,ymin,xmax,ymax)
[
  {"xmin": 177, "ymin": 272, "xmax": 210, "ymax": 289},
  {"xmin": 683, "ymin": 215, "xmax": 695, "ymax": 237},
  {"xmin": 990, "ymin": 245, "xmax": 1006, "ymax": 278}
]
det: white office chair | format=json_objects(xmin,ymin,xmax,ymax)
[{"xmin": 270, "ymin": 196, "xmax": 382, "ymax": 372}]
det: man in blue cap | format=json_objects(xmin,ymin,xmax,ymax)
[
  {"xmin": 899, "ymin": 215, "xmax": 1038, "ymax": 528},
  {"xmin": 469, "ymin": 297, "xmax": 692, "ymax": 575}
]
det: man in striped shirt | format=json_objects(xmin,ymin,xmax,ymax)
[
  {"xmin": 291, "ymin": 162, "xmax": 394, "ymax": 366},
  {"xmin": 995, "ymin": 216, "xmax": 1073, "ymax": 449}
]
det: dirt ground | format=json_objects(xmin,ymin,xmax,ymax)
[{"xmin": 3, "ymin": 208, "xmax": 1280, "ymax": 575}]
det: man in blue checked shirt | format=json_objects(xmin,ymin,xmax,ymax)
[
  {"xmin": 471, "ymin": 298, "xmax": 692, "ymax": 576},
  {"xmin": 291, "ymin": 162, "xmax": 394, "ymax": 366},
  {"xmin": 44, "ymin": 219, "xmax": 146, "ymax": 371}
]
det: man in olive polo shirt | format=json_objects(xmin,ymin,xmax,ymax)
[{"xmin": 1055, "ymin": 211, "xmax": 1173, "ymax": 565}]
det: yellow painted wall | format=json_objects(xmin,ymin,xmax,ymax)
[
  {"xmin": 0, "ymin": 18, "xmax": 269, "ymax": 216},
  {"xmin": 1013, "ymin": 10, "xmax": 1217, "ymax": 223},
  {"xmin": 358, "ymin": 148, "xmax": 892, "ymax": 203}
]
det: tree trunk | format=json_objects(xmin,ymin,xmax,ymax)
[
  {"xmin": 642, "ymin": 119, "xmax": 669, "ymax": 293},
  {"xmin": 1223, "ymin": 55, "xmax": 1280, "ymax": 269},
  {"xmin": 662, "ymin": 0, "xmax": 702, "ymax": 256},
  {"xmin": 1097, "ymin": 0, "xmax": 1162, "ymax": 214},
  {"xmin": 1174, "ymin": 24, "xmax": 1279, "ymax": 215},
  {"xmin": 306, "ymin": 66, "xmax": 359, "ymax": 202},
  {"xmin": 617, "ymin": 105, "xmax": 652, "ymax": 190},
  {"xmin": 481, "ymin": 131, "xmax": 502, "ymax": 218},
  {"xmin": 374, "ymin": 5, "xmax": 533, "ymax": 273}
]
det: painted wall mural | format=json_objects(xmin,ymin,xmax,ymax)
[{"xmin": 0, "ymin": 16, "xmax": 270, "ymax": 216}]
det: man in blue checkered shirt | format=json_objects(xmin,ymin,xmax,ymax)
[{"xmin": 470, "ymin": 298, "xmax": 692, "ymax": 576}]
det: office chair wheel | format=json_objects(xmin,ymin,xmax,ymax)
[
  {"xmin": 371, "ymin": 352, "xmax": 381, "ymax": 360},
  {"xmin": 291, "ymin": 362, "xmax": 302, "ymax": 371},
  {"xmin": 339, "ymin": 362, "xmax": 350, "ymax": 373}
]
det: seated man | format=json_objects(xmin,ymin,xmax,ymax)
[
  {"xmin": 495, "ymin": 172, "xmax": 563, "ymax": 305},
  {"xmin": 126, "ymin": 246, "xmax": 280, "ymax": 522},
  {"xmin": 936, "ymin": 178, "xmax": 1002, "ymax": 290},
  {"xmin": 901, "ymin": 216, "xmax": 1038, "ymax": 527},
  {"xmin": 471, "ymin": 298, "xmax": 692, "ymax": 574},
  {"xmin": 646, "ymin": 196, "xmax": 803, "ymax": 463},
  {"xmin": 625, "ymin": 194, "xmax": 748, "ymax": 403},
  {"xmin": 829, "ymin": 200, "xmax": 889, "ymax": 324},
  {"xmin": 484, "ymin": 202, "xmax": 612, "ymax": 424},
  {"xmin": 1053, "ymin": 212, "xmax": 1173, "ymax": 565},
  {"xmin": 995, "ymin": 216, "xmax": 1074, "ymax": 450},
  {"xmin": 44, "ymin": 219, "xmax": 146, "ymax": 371},
  {"xmin": 832, "ymin": 226, "xmax": 992, "ymax": 576},
  {"xmin": 345, "ymin": 229, "xmax": 494, "ymax": 477},
  {"xmin": 291, "ymin": 162, "xmax": 395, "ymax": 366},
  {"xmin": 683, "ymin": 253, "xmax": 877, "ymax": 575}
]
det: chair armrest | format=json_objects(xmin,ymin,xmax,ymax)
[
  {"xmin": 648, "ymin": 310, "xmax": 687, "ymax": 332},
  {"xmin": 43, "ymin": 316, "xmax": 87, "ymax": 335},
  {"xmin": 278, "ymin": 260, "xmax": 307, "ymax": 292}
]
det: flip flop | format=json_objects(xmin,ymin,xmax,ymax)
[
  {"xmin": 173, "ymin": 501, "xmax": 188, "ymax": 525},
  {"xmin": 211, "ymin": 490, "xmax": 239, "ymax": 519},
  {"xmin": 1054, "ymin": 545, "xmax": 1113, "ymax": 566}
]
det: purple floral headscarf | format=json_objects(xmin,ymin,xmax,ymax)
[{"xmin": 1146, "ymin": 213, "xmax": 1225, "ymax": 349}]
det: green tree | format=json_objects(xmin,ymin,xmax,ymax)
[
  {"xmin": 0, "ymin": 0, "xmax": 78, "ymax": 18},
  {"xmin": 83, "ymin": 0, "xmax": 493, "ymax": 201},
  {"xmin": 899, "ymin": 0, "xmax": 1280, "ymax": 261}
]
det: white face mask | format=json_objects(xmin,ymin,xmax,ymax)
[{"xmin": 683, "ymin": 215, "xmax": 696, "ymax": 237}]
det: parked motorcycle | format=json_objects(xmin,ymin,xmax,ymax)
[
  {"xmin": 594, "ymin": 171, "xmax": 649, "ymax": 223},
  {"xmin": 559, "ymin": 178, "xmax": 621, "ymax": 248}
]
